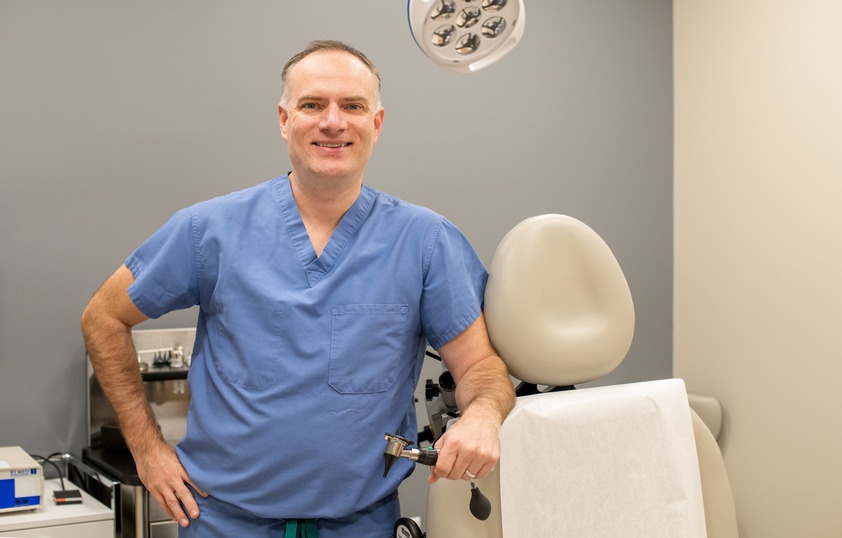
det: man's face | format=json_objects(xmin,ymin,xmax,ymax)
[{"xmin": 279, "ymin": 51, "xmax": 384, "ymax": 185}]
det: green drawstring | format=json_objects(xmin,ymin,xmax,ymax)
[
  {"xmin": 283, "ymin": 518, "xmax": 319, "ymax": 538},
  {"xmin": 303, "ymin": 519, "xmax": 318, "ymax": 537}
]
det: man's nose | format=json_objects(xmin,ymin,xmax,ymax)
[{"xmin": 320, "ymin": 103, "xmax": 347, "ymax": 131}]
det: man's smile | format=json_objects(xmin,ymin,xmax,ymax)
[{"xmin": 314, "ymin": 142, "xmax": 350, "ymax": 148}]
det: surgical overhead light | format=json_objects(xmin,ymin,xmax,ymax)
[{"xmin": 408, "ymin": 0, "xmax": 525, "ymax": 73}]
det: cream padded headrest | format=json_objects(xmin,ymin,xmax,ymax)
[{"xmin": 484, "ymin": 215, "xmax": 635, "ymax": 386}]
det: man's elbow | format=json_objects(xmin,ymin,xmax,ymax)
[
  {"xmin": 81, "ymin": 295, "xmax": 108, "ymax": 343},
  {"xmin": 80, "ymin": 291, "xmax": 134, "ymax": 345}
]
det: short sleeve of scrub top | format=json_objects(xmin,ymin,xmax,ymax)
[
  {"xmin": 420, "ymin": 217, "xmax": 487, "ymax": 349},
  {"xmin": 125, "ymin": 206, "xmax": 199, "ymax": 317}
]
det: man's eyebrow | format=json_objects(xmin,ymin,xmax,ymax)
[
  {"xmin": 295, "ymin": 95, "xmax": 370, "ymax": 104},
  {"xmin": 296, "ymin": 95, "xmax": 325, "ymax": 104}
]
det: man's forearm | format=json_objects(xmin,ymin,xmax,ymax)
[
  {"xmin": 82, "ymin": 307, "xmax": 163, "ymax": 454},
  {"xmin": 455, "ymin": 354, "xmax": 515, "ymax": 425},
  {"xmin": 428, "ymin": 351, "xmax": 515, "ymax": 483}
]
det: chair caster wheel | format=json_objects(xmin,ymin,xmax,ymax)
[{"xmin": 394, "ymin": 517, "xmax": 424, "ymax": 538}]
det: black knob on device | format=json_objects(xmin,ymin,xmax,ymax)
[{"xmin": 415, "ymin": 448, "xmax": 438, "ymax": 466}]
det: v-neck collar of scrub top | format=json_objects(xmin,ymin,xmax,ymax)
[{"xmin": 274, "ymin": 175, "xmax": 375, "ymax": 288}]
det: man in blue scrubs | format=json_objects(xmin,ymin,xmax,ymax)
[{"xmin": 82, "ymin": 40, "xmax": 515, "ymax": 537}]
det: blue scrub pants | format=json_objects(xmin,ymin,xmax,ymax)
[{"xmin": 178, "ymin": 491, "xmax": 400, "ymax": 537}]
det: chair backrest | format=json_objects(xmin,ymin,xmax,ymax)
[{"xmin": 484, "ymin": 214, "xmax": 635, "ymax": 386}]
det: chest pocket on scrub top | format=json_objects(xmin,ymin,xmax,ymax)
[{"xmin": 329, "ymin": 304, "xmax": 409, "ymax": 394}]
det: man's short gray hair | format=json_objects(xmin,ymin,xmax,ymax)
[{"xmin": 280, "ymin": 40, "xmax": 382, "ymax": 110}]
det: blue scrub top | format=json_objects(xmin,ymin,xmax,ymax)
[{"xmin": 125, "ymin": 175, "xmax": 487, "ymax": 519}]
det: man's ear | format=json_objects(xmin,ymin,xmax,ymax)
[
  {"xmin": 372, "ymin": 107, "xmax": 385, "ymax": 144},
  {"xmin": 278, "ymin": 103, "xmax": 289, "ymax": 141}
]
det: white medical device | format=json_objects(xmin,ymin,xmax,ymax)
[{"xmin": 0, "ymin": 446, "xmax": 44, "ymax": 513}]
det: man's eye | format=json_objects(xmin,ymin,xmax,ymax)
[
  {"xmin": 301, "ymin": 103, "xmax": 319, "ymax": 110},
  {"xmin": 347, "ymin": 104, "xmax": 365, "ymax": 111}
]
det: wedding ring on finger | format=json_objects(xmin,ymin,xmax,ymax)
[{"xmin": 464, "ymin": 470, "xmax": 477, "ymax": 479}]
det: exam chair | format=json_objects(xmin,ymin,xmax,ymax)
[{"xmin": 425, "ymin": 214, "xmax": 738, "ymax": 537}]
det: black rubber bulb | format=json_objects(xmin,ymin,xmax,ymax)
[{"xmin": 469, "ymin": 483, "xmax": 492, "ymax": 521}]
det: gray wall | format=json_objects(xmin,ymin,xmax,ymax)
[{"xmin": 0, "ymin": 0, "xmax": 672, "ymax": 514}]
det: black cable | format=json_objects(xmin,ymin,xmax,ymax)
[
  {"xmin": 29, "ymin": 453, "xmax": 68, "ymax": 491},
  {"xmin": 425, "ymin": 350, "xmax": 442, "ymax": 361}
]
